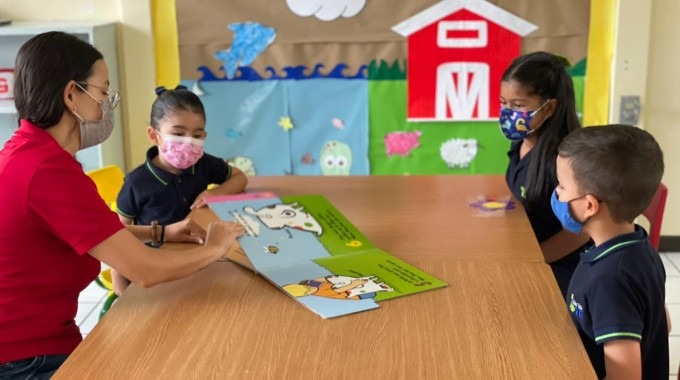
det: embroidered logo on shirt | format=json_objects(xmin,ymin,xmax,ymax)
[{"xmin": 569, "ymin": 293, "xmax": 584, "ymax": 319}]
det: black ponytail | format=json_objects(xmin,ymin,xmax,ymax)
[{"xmin": 150, "ymin": 85, "xmax": 204, "ymax": 128}]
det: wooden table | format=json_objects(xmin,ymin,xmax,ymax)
[
  {"xmin": 55, "ymin": 176, "xmax": 595, "ymax": 379},
  {"xmin": 246, "ymin": 175, "xmax": 544, "ymax": 263}
]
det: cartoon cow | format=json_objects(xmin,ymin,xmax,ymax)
[
  {"xmin": 325, "ymin": 275, "xmax": 394, "ymax": 298},
  {"xmin": 244, "ymin": 203, "xmax": 323, "ymax": 235}
]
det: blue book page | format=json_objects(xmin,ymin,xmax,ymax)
[
  {"xmin": 209, "ymin": 197, "xmax": 333, "ymax": 272},
  {"xmin": 262, "ymin": 260, "xmax": 379, "ymax": 319}
]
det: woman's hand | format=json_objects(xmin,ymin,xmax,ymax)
[
  {"xmin": 164, "ymin": 218, "xmax": 207, "ymax": 244},
  {"xmin": 204, "ymin": 221, "xmax": 245, "ymax": 254}
]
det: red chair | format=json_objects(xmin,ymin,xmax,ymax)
[{"xmin": 641, "ymin": 182, "xmax": 667, "ymax": 250}]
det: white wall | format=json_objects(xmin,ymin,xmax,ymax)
[
  {"xmin": 610, "ymin": 0, "xmax": 652, "ymax": 129},
  {"xmin": 0, "ymin": 0, "xmax": 120, "ymax": 21},
  {"xmin": 644, "ymin": 0, "xmax": 680, "ymax": 236},
  {"xmin": 0, "ymin": 0, "xmax": 156, "ymax": 169}
]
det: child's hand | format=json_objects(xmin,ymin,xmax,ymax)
[
  {"xmin": 113, "ymin": 277, "xmax": 130, "ymax": 296},
  {"xmin": 112, "ymin": 270, "xmax": 131, "ymax": 296},
  {"xmin": 165, "ymin": 218, "xmax": 207, "ymax": 244},
  {"xmin": 190, "ymin": 190, "xmax": 211, "ymax": 210}
]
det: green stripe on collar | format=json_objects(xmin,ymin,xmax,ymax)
[
  {"xmin": 145, "ymin": 161, "xmax": 168, "ymax": 186},
  {"xmin": 592, "ymin": 240, "xmax": 642, "ymax": 262}
]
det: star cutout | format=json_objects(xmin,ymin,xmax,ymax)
[{"xmin": 278, "ymin": 116, "xmax": 294, "ymax": 131}]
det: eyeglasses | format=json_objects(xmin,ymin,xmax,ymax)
[{"xmin": 75, "ymin": 81, "xmax": 121, "ymax": 110}]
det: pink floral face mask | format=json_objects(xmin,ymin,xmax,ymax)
[{"xmin": 157, "ymin": 133, "xmax": 204, "ymax": 170}]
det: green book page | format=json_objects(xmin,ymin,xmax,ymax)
[
  {"xmin": 312, "ymin": 249, "xmax": 447, "ymax": 302},
  {"xmin": 281, "ymin": 195, "xmax": 376, "ymax": 256}
]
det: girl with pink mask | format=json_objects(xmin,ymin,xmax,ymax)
[{"xmin": 114, "ymin": 86, "xmax": 248, "ymax": 295}]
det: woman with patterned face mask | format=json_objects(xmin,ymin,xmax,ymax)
[
  {"xmin": 0, "ymin": 32, "xmax": 245, "ymax": 378},
  {"xmin": 500, "ymin": 51, "xmax": 590, "ymax": 299}
]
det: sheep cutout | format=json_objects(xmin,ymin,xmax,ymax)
[
  {"xmin": 244, "ymin": 203, "xmax": 323, "ymax": 236},
  {"xmin": 440, "ymin": 138, "xmax": 479, "ymax": 169}
]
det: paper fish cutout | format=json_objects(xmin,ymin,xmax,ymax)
[
  {"xmin": 215, "ymin": 22, "xmax": 276, "ymax": 79},
  {"xmin": 331, "ymin": 118, "xmax": 345, "ymax": 129}
]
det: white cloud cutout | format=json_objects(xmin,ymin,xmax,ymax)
[{"xmin": 286, "ymin": 0, "xmax": 367, "ymax": 21}]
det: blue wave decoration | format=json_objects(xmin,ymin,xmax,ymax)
[{"xmin": 197, "ymin": 63, "xmax": 368, "ymax": 81}]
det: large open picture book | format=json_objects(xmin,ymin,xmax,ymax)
[{"xmin": 207, "ymin": 192, "xmax": 447, "ymax": 318}]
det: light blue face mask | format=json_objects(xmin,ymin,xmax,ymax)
[{"xmin": 550, "ymin": 190, "xmax": 589, "ymax": 234}]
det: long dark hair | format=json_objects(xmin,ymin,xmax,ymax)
[
  {"xmin": 502, "ymin": 52, "xmax": 581, "ymax": 209},
  {"xmin": 14, "ymin": 32, "xmax": 103, "ymax": 129}
]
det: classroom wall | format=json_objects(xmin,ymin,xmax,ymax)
[
  {"xmin": 0, "ymin": 0, "xmax": 156, "ymax": 170},
  {"xmin": 644, "ymin": 0, "xmax": 680, "ymax": 237},
  {"xmin": 1, "ymin": 1, "xmax": 676, "ymax": 236},
  {"xmin": 609, "ymin": 0, "xmax": 651, "ymax": 130}
]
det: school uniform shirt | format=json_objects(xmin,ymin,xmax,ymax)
[
  {"xmin": 505, "ymin": 141, "xmax": 563, "ymax": 243},
  {"xmin": 116, "ymin": 146, "xmax": 232, "ymax": 226},
  {"xmin": 0, "ymin": 120, "xmax": 124, "ymax": 363},
  {"xmin": 506, "ymin": 141, "xmax": 587, "ymax": 297},
  {"xmin": 568, "ymin": 226, "xmax": 668, "ymax": 379}
]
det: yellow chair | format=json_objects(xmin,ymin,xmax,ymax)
[
  {"xmin": 86, "ymin": 165, "xmax": 125, "ymax": 319},
  {"xmin": 86, "ymin": 165, "xmax": 124, "ymax": 212},
  {"xmin": 93, "ymin": 267, "xmax": 118, "ymax": 320}
]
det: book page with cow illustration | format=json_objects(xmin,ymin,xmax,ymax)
[{"xmin": 206, "ymin": 192, "xmax": 446, "ymax": 318}]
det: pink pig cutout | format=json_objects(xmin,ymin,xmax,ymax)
[{"xmin": 384, "ymin": 130, "xmax": 422, "ymax": 157}]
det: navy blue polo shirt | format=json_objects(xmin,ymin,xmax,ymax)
[
  {"xmin": 567, "ymin": 226, "xmax": 668, "ymax": 379},
  {"xmin": 506, "ymin": 141, "xmax": 587, "ymax": 297},
  {"xmin": 505, "ymin": 141, "xmax": 563, "ymax": 243},
  {"xmin": 116, "ymin": 146, "xmax": 232, "ymax": 225}
]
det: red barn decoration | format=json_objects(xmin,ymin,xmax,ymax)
[{"xmin": 392, "ymin": 0, "xmax": 538, "ymax": 121}]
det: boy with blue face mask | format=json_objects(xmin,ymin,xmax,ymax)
[{"xmin": 552, "ymin": 124, "xmax": 668, "ymax": 379}]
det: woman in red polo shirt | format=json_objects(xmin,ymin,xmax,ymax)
[{"xmin": 0, "ymin": 32, "xmax": 245, "ymax": 379}]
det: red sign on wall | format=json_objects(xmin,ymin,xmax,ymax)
[{"xmin": 392, "ymin": 0, "xmax": 537, "ymax": 122}]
